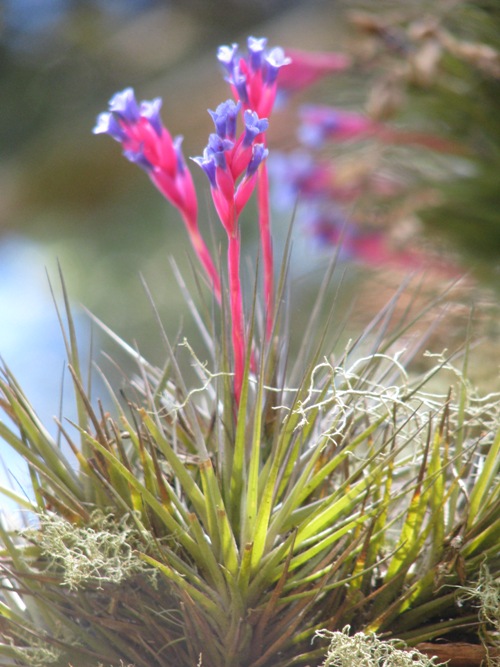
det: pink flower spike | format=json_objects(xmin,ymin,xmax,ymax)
[
  {"xmin": 278, "ymin": 49, "xmax": 352, "ymax": 93},
  {"xmin": 214, "ymin": 38, "xmax": 290, "ymax": 343},
  {"xmin": 94, "ymin": 87, "xmax": 221, "ymax": 302},
  {"xmin": 216, "ymin": 38, "xmax": 289, "ymax": 341},
  {"xmin": 218, "ymin": 37, "xmax": 291, "ymax": 118},
  {"xmin": 192, "ymin": 98, "xmax": 271, "ymax": 400}
]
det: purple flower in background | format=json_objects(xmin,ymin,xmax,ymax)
[
  {"xmin": 298, "ymin": 105, "xmax": 380, "ymax": 147},
  {"xmin": 298, "ymin": 104, "xmax": 463, "ymax": 153},
  {"xmin": 304, "ymin": 207, "xmax": 428, "ymax": 269}
]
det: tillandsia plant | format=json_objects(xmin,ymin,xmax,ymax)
[{"xmin": 1, "ymin": 35, "xmax": 500, "ymax": 667}]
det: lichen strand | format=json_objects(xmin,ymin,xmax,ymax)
[
  {"xmin": 459, "ymin": 564, "xmax": 500, "ymax": 664},
  {"xmin": 7, "ymin": 642, "xmax": 61, "ymax": 667},
  {"xmin": 317, "ymin": 626, "xmax": 445, "ymax": 667},
  {"xmin": 30, "ymin": 511, "xmax": 151, "ymax": 591}
]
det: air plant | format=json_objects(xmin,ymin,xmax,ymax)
[{"xmin": 0, "ymin": 35, "xmax": 500, "ymax": 667}]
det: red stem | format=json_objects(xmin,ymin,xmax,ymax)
[
  {"xmin": 182, "ymin": 213, "xmax": 222, "ymax": 303},
  {"xmin": 257, "ymin": 160, "xmax": 274, "ymax": 339},
  {"xmin": 228, "ymin": 229, "xmax": 245, "ymax": 404}
]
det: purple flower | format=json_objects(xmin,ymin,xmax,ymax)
[
  {"xmin": 108, "ymin": 87, "xmax": 140, "ymax": 123},
  {"xmin": 207, "ymin": 133, "xmax": 234, "ymax": 169},
  {"xmin": 232, "ymin": 65, "xmax": 250, "ymax": 105},
  {"xmin": 140, "ymin": 98, "xmax": 163, "ymax": 136},
  {"xmin": 217, "ymin": 43, "xmax": 239, "ymax": 73},
  {"xmin": 123, "ymin": 147, "xmax": 153, "ymax": 172},
  {"xmin": 263, "ymin": 47, "xmax": 292, "ymax": 85},
  {"xmin": 208, "ymin": 99, "xmax": 241, "ymax": 139},
  {"xmin": 243, "ymin": 110, "xmax": 269, "ymax": 146},
  {"xmin": 191, "ymin": 149, "xmax": 217, "ymax": 188},
  {"xmin": 247, "ymin": 36, "xmax": 267, "ymax": 71},
  {"xmin": 93, "ymin": 112, "xmax": 127, "ymax": 142},
  {"xmin": 246, "ymin": 143, "xmax": 268, "ymax": 177},
  {"xmin": 173, "ymin": 135, "xmax": 187, "ymax": 173}
]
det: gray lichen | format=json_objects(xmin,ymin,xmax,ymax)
[
  {"xmin": 29, "ymin": 511, "xmax": 151, "ymax": 590},
  {"xmin": 317, "ymin": 626, "xmax": 444, "ymax": 667}
]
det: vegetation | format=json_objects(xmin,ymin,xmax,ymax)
[{"xmin": 1, "ymin": 254, "xmax": 500, "ymax": 666}]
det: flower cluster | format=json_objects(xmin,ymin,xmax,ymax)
[
  {"xmin": 93, "ymin": 88, "xmax": 193, "ymax": 217},
  {"xmin": 193, "ymin": 101, "xmax": 268, "ymax": 236},
  {"xmin": 217, "ymin": 36, "xmax": 291, "ymax": 117},
  {"xmin": 94, "ymin": 37, "xmax": 290, "ymax": 403}
]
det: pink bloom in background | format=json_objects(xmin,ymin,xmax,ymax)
[
  {"xmin": 278, "ymin": 48, "xmax": 352, "ymax": 94},
  {"xmin": 306, "ymin": 211, "xmax": 425, "ymax": 269},
  {"xmin": 93, "ymin": 88, "xmax": 221, "ymax": 301},
  {"xmin": 270, "ymin": 151, "xmax": 393, "ymax": 208},
  {"xmin": 292, "ymin": 105, "xmax": 464, "ymax": 272},
  {"xmin": 299, "ymin": 104, "xmax": 464, "ymax": 153}
]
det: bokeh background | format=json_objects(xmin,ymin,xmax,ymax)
[{"xmin": 1, "ymin": 0, "xmax": 500, "ymax": 497}]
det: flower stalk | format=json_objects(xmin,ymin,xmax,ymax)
[
  {"xmin": 192, "ymin": 101, "xmax": 269, "ymax": 401},
  {"xmin": 228, "ymin": 228, "xmax": 244, "ymax": 402}
]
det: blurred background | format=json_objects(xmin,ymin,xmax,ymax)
[{"xmin": 1, "ymin": 0, "xmax": 500, "ymax": 496}]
